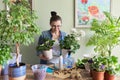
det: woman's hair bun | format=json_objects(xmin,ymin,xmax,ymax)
[{"xmin": 51, "ymin": 11, "xmax": 57, "ymax": 17}]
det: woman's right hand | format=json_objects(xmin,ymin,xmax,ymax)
[{"xmin": 39, "ymin": 54, "xmax": 50, "ymax": 60}]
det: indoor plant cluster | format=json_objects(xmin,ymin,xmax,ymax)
[{"xmin": 87, "ymin": 11, "xmax": 120, "ymax": 80}]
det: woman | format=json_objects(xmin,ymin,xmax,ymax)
[{"xmin": 37, "ymin": 11, "xmax": 66, "ymax": 64}]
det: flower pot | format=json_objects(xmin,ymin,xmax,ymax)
[
  {"xmin": 104, "ymin": 71, "xmax": 115, "ymax": 80},
  {"xmin": 9, "ymin": 63, "xmax": 26, "ymax": 80},
  {"xmin": 1, "ymin": 64, "xmax": 9, "ymax": 75},
  {"xmin": 62, "ymin": 49, "xmax": 68, "ymax": 58},
  {"xmin": 92, "ymin": 70, "xmax": 104, "ymax": 80},
  {"xmin": 43, "ymin": 49, "xmax": 52, "ymax": 60},
  {"xmin": 84, "ymin": 62, "xmax": 90, "ymax": 72},
  {"xmin": 0, "ymin": 65, "xmax": 2, "ymax": 75},
  {"xmin": 90, "ymin": 69, "xmax": 93, "ymax": 77}
]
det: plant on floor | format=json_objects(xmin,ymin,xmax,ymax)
[{"xmin": 0, "ymin": 0, "xmax": 39, "ymax": 67}]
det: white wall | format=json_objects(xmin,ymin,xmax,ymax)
[{"xmin": 0, "ymin": 0, "xmax": 120, "ymax": 64}]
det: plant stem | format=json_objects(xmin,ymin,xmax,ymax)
[
  {"xmin": 108, "ymin": 46, "xmax": 111, "ymax": 57},
  {"xmin": 16, "ymin": 42, "xmax": 20, "ymax": 67}
]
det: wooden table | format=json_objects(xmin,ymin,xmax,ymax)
[{"xmin": 0, "ymin": 64, "xmax": 120, "ymax": 80}]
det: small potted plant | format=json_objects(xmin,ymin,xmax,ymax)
[
  {"xmin": 76, "ymin": 58, "xmax": 89, "ymax": 69},
  {"xmin": 0, "ymin": 44, "xmax": 11, "ymax": 75},
  {"xmin": 60, "ymin": 28, "xmax": 85, "ymax": 55},
  {"xmin": 91, "ymin": 55, "xmax": 107, "ymax": 80},
  {"xmin": 104, "ymin": 56, "xmax": 120, "ymax": 80},
  {"xmin": 36, "ymin": 38, "xmax": 55, "ymax": 60}
]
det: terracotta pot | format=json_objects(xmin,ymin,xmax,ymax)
[
  {"xmin": 104, "ymin": 71, "xmax": 115, "ymax": 80},
  {"xmin": 90, "ymin": 69, "xmax": 93, "ymax": 77},
  {"xmin": 0, "ymin": 65, "xmax": 2, "ymax": 75},
  {"xmin": 92, "ymin": 70, "xmax": 104, "ymax": 80},
  {"xmin": 43, "ymin": 49, "xmax": 53, "ymax": 60}
]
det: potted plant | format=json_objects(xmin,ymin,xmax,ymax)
[
  {"xmin": 60, "ymin": 28, "xmax": 85, "ymax": 55},
  {"xmin": 86, "ymin": 12, "xmax": 120, "ymax": 80},
  {"xmin": 0, "ymin": 0, "xmax": 39, "ymax": 79},
  {"xmin": 91, "ymin": 55, "xmax": 107, "ymax": 80},
  {"xmin": 36, "ymin": 38, "xmax": 55, "ymax": 60},
  {"xmin": 104, "ymin": 56, "xmax": 120, "ymax": 80}
]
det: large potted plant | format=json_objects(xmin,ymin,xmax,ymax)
[
  {"xmin": 36, "ymin": 38, "xmax": 55, "ymax": 60},
  {"xmin": 86, "ymin": 12, "xmax": 120, "ymax": 80},
  {"xmin": 0, "ymin": 0, "xmax": 39, "ymax": 79}
]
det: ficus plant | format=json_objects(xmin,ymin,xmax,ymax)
[{"xmin": 0, "ymin": 0, "xmax": 39, "ymax": 66}]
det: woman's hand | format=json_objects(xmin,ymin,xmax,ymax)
[{"xmin": 39, "ymin": 54, "xmax": 50, "ymax": 60}]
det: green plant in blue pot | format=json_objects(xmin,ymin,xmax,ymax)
[{"xmin": 0, "ymin": 0, "xmax": 39, "ymax": 79}]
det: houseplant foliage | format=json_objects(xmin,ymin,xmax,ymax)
[
  {"xmin": 60, "ymin": 34, "xmax": 80, "ymax": 53},
  {"xmin": 60, "ymin": 28, "xmax": 85, "ymax": 53},
  {"xmin": 0, "ymin": 44, "xmax": 11, "ymax": 66},
  {"xmin": 36, "ymin": 38, "xmax": 55, "ymax": 51},
  {"xmin": 86, "ymin": 12, "xmax": 120, "ymax": 80},
  {"xmin": 86, "ymin": 12, "xmax": 120, "ymax": 56},
  {"xmin": 0, "ymin": 0, "xmax": 39, "ymax": 66}
]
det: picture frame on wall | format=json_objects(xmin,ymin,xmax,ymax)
[{"xmin": 75, "ymin": 0, "xmax": 111, "ymax": 28}]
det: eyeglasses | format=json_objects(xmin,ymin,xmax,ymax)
[{"xmin": 51, "ymin": 25, "xmax": 61, "ymax": 28}]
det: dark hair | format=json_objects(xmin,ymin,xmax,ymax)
[{"xmin": 50, "ymin": 11, "xmax": 62, "ymax": 24}]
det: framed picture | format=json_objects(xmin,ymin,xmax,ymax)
[{"xmin": 75, "ymin": 0, "xmax": 111, "ymax": 28}]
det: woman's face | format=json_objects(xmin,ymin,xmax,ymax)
[{"xmin": 50, "ymin": 20, "xmax": 62, "ymax": 32}]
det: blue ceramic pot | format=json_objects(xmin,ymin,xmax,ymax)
[{"xmin": 9, "ymin": 63, "xmax": 26, "ymax": 78}]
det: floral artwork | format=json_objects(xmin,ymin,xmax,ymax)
[{"xmin": 75, "ymin": 0, "xmax": 111, "ymax": 28}]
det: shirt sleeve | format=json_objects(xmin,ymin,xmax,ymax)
[{"xmin": 36, "ymin": 32, "xmax": 44, "ymax": 56}]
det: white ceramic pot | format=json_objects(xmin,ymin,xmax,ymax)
[
  {"xmin": 43, "ymin": 49, "xmax": 53, "ymax": 60},
  {"xmin": 62, "ymin": 49, "xmax": 68, "ymax": 58}
]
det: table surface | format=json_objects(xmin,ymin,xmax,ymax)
[{"xmin": 0, "ymin": 64, "xmax": 120, "ymax": 80}]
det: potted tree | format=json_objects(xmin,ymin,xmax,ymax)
[
  {"xmin": 0, "ymin": 0, "xmax": 39, "ymax": 79},
  {"xmin": 86, "ymin": 12, "xmax": 120, "ymax": 80},
  {"xmin": 36, "ymin": 38, "xmax": 55, "ymax": 60}
]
